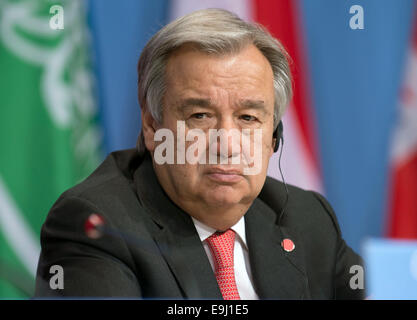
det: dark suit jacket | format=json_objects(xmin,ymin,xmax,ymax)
[{"xmin": 34, "ymin": 149, "xmax": 365, "ymax": 299}]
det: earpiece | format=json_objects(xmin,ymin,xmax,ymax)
[
  {"xmin": 273, "ymin": 121, "xmax": 284, "ymax": 153},
  {"xmin": 272, "ymin": 120, "xmax": 289, "ymax": 228}
]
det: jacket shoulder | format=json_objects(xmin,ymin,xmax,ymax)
[
  {"xmin": 62, "ymin": 148, "xmax": 141, "ymax": 199},
  {"xmin": 260, "ymin": 176, "xmax": 342, "ymax": 236},
  {"xmin": 46, "ymin": 148, "xmax": 147, "ymax": 235}
]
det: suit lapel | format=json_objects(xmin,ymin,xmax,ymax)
[
  {"xmin": 152, "ymin": 225, "xmax": 222, "ymax": 299},
  {"xmin": 245, "ymin": 198, "xmax": 309, "ymax": 299},
  {"xmin": 134, "ymin": 153, "xmax": 222, "ymax": 299}
]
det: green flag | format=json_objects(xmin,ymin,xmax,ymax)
[{"xmin": 0, "ymin": 0, "xmax": 101, "ymax": 298}]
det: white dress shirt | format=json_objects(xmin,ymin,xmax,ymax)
[{"xmin": 191, "ymin": 216, "xmax": 259, "ymax": 300}]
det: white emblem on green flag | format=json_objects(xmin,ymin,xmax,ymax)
[{"xmin": 0, "ymin": 0, "xmax": 101, "ymax": 298}]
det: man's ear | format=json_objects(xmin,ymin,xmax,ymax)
[{"xmin": 141, "ymin": 108, "xmax": 157, "ymax": 152}]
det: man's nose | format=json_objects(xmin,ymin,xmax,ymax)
[{"xmin": 209, "ymin": 118, "xmax": 241, "ymax": 159}]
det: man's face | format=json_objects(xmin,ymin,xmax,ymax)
[{"xmin": 143, "ymin": 43, "xmax": 276, "ymax": 216}]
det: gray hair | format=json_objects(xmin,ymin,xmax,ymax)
[{"xmin": 136, "ymin": 8, "xmax": 293, "ymax": 154}]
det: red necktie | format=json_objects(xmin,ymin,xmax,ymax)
[{"xmin": 206, "ymin": 229, "xmax": 240, "ymax": 300}]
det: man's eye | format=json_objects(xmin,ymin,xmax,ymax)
[
  {"xmin": 191, "ymin": 113, "xmax": 208, "ymax": 119},
  {"xmin": 240, "ymin": 115, "xmax": 257, "ymax": 122}
]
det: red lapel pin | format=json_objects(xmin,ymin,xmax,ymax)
[{"xmin": 281, "ymin": 238, "xmax": 295, "ymax": 252}]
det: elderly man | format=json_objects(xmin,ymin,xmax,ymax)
[{"xmin": 35, "ymin": 9, "xmax": 365, "ymax": 299}]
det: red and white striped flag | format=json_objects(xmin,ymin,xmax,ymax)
[
  {"xmin": 170, "ymin": 0, "xmax": 323, "ymax": 193},
  {"xmin": 387, "ymin": 11, "xmax": 417, "ymax": 239}
]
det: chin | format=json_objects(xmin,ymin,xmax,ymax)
[{"xmin": 203, "ymin": 186, "xmax": 247, "ymax": 207}]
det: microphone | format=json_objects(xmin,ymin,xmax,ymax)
[
  {"xmin": 84, "ymin": 213, "xmax": 105, "ymax": 239},
  {"xmin": 83, "ymin": 213, "xmax": 170, "ymax": 256}
]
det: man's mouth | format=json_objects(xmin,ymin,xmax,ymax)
[{"xmin": 205, "ymin": 167, "xmax": 244, "ymax": 183}]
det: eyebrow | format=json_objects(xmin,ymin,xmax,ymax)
[
  {"xmin": 178, "ymin": 98, "xmax": 212, "ymax": 109},
  {"xmin": 177, "ymin": 98, "xmax": 268, "ymax": 114},
  {"xmin": 239, "ymin": 99, "xmax": 267, "ymax": 111}
]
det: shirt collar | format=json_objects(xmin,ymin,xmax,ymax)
[{"xmin": 191, "ymin": 215, "xmax": 248, "ymax": 250}]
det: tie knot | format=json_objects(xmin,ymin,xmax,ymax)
[{"xmin": 205, "ymin": 229, "xmax": 236, "ymax": 269}]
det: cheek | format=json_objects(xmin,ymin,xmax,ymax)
[
  {"xmin": 169, "ymin": 163, "xmax": 202, "ymax": 189},
  {"xmin": 264, "ymin": 130, "xmax": 275, "ymax": 158},
  {"xmin": 259, "ymin": 130, "xmax": 275, "ymax": 160},
  {"xmin": 242, "ymin": 174, "xmax": 266, "ymax": 201}
]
